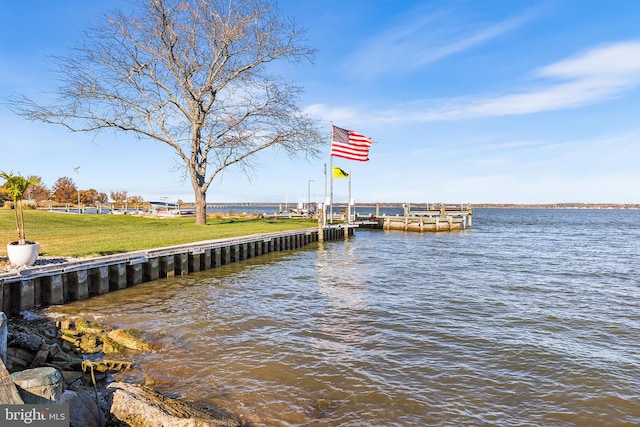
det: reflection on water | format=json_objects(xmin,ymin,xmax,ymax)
[
  {"xmin": 46, "ymin": 209, "xmax": 640, "ymax": 426},
  {"xmin": 315, "ymin": 241, "xmax": 373, "ymax": 364}
]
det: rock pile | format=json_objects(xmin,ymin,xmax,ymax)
[{"xmin": 2, "ymin": 314, "xmax": 242, "ymax": 427}]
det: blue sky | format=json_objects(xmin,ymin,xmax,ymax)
[{"xmin": 2, "ymin": 0, "xmax": 640, "ymax": 204}]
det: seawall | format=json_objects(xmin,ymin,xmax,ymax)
[{"xmin": 0, "ymin": 226, "xmax": 352, "ymax": 317}]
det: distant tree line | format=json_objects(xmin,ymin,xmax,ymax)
[{"xmin": 0, "ymin": 175, "xmax": 143, "ymax": 205}]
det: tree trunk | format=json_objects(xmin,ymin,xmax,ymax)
[{"xmin": 195, "ymin": 190, "xmax": 207, "ymax": 226}]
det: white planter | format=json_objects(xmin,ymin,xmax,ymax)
[{"xmin": 6, "ymin": 241, "xmax": 39, "ymax": 267}]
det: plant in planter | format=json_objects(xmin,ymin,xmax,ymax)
[{"xmin": 1, "ymin": 171, "xmax": 42, "ymax": 267}]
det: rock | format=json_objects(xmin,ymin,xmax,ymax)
[
  {"xmin": 42, "ymin": 324, "xmax": 59, "ymax": 339},
  {"xmin": 10, "ymin": 366, "xmax": 63, "ymax": 404},
  {"xmin": 60, "ymin": 389, "xmax": 104, "ymax": 427},
  {"xmin": 48, "ymin": 342, "xmax": 61, "ymax": 357},
  {"xmin": 30, "ymin": 346, "xmax": 51, "ymax": 367},
  {"xmin": 106, "ymin": 382, "xmax": 241, "ymax": 427},
  {"xmin": 75, "ymin": 318, "xmax": 105, "ymax": 335},
  {"xmin": 56, "ymin": 319, "xmax": 72, "ymax": 331},
  {"xmin": 6, "ymin": 347, "xmax": 34, "ymax": 369},
  {"xmin": 0, "ymin": 358, "xmax": 23, "ymax": 404},
  {"xmin": 101, "ymin": 335, "xmax": 126, "ymax": 354},
  {"xmin": 61, "ymin": 335, "xmax": 80, "ymax": 352},
  {"xmin": 50, "ymin": 349, "xmax": 84, "ymax": 371},
  {"xmin": 61, "ymin": 370, "xmax": 84, "ymax": 386},
  {"xmin": 313, "ymin": 398, "xmax": 341, "ymax": 416},
  {"xmin": 79, "ymin": 334, "xmax": 100, "ymax": 353},
  {"xmin": 9, "ymin": 331, "xmax": 44, "ymax": 352},
  {"xmin": 4, "ymin": 315, "xmax": 244, "ymax": 427},
  {"xmin": 1, "ymin": 312, "xmax": 7, "ymax": 364},
  {"xmin": 106, "ymin": 329, "xmax": 154, "ymax": 352}
]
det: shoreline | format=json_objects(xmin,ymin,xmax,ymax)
[
  {"xmin": 3, "ymin": 309, "xmax": 244, "ymax": 426},
  {"xmin": 0, "ymin": 227, "xmax": 344, "ymax": 424}
]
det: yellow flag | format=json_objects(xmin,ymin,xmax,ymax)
[{"xmin": 333, "ymin": 167, "xmax": 349, "ymax": 178}]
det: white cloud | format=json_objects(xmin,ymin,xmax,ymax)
[
  {"xmin": 303, "ymin": 103, "xmax": 359, "ymax": 125},
  {"xmin": 315, "ymin": 40, "xmax": 640, "ymax": 125},
  {"xmin": 537, "ymin": 40, "xmax": 640, "ymax": 79},
  {"xmin": 345, "ymin": 5, "xmax": 536, "ymax": 77},
  {"xmin": 454, "ymin": 40, "xmax": 640, "ymax": 118}
]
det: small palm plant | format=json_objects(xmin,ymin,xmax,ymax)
[{"xmin": 1, "ymin": 171, "xmax": 41, "ymax": 245}]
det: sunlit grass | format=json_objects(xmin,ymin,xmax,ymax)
[{"xmin": 0, "ymin": 209, "xmax": 317, "ymax": 258}]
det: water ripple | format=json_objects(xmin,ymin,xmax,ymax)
[{"xmin": 46, "ymin": 209, "xmax": 640, "ymax": 426}]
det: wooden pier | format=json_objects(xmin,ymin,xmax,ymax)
[
  {"xmin": 0, "ymin": 226, "xmax": 352, "ymax": 317},
  {"xmin": 355, "ymin": 203, "xmax": 472, "ymax": 232}
]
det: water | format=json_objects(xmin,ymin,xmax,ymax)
[{"xmin": 45, "ymin": 208, "xmax": 640, "ymax": 426}]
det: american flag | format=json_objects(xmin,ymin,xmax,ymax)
[{"xmin": 330, "ymin": 125, "xmax": 373, "ymax": 162}]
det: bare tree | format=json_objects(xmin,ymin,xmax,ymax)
[
  {"xmin": 127, "ymin": 195, "xmax": 145, "ymax": 204},
  {"xmin": 28, "ymin": 180, "xmax": 51, "ymax": 202},
  {"xmin": 110, "ymin": 191, "xmax": 128, "ymax": 203},
  {"xmin": 11, "ymin": 0, "xmax": 323, "ymax": 225}
]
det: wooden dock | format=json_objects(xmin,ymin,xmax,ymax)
[{"xmin": 355, "ymin": 203, "xmax": 472, "ymax": 232}]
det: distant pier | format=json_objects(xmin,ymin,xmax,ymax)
[{"xmin": 355, "ymin": 203, "xmax": 472, "ymax": 232}]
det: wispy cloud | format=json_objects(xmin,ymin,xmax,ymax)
[
  {"xmin": 440, "ymin": 40, "xmax": 640, "ymax": 119},
  {"xmin": 313, "ymin": 39, "xmax": 640, "ymax": 125},
  {"xmin": 303, "ymin": 104, "xmax": 359, "ymax": 126},
  {"xmin": 344, "ymin": 4, "xmax": 536, "ymax": 77}
]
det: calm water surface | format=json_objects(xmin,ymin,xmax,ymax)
[{"xmin": 46, "ymin": 209, "xmax": 640, "ymax": 426}]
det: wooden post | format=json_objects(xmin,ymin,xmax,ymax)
[
  {"xmin": 160, "ymin": 255, "xmax": 175, "ymax": 277},
  {"xmin": 212, "ymin": 247, "xmax": 222, "ymax": 267},
  {"xmin": 175, "ymin": 253, "xmax": 189, "ymax": 275},
  {"xmin": 222, "ymin": 246, "xmax": 231, "ymax": 264},
  {"xmin": 318, "ymin": 204, "xmax": 325, "ymax": 242},
  {"xmin": 144, "ymin": 258, "xmax": 160, "ymax": 282},
  {"xmin": 109, "ymin": 264, "xmax": 128, "ymax": 290}
]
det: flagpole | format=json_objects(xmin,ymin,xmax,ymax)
[
  {"xmin": 329, "ymin": 124, "xmax": 334, "ymax": 224},
  {"xmin": 330, "ymin": 155, "xmax": 334, "ymax": 224},
  {"xmin": 348, "ymin": 170, "xmax": 352, "ymax": 224},
  {"xmin": 323, "ymin": 163, "xmax": 327, "ymax": 226}
]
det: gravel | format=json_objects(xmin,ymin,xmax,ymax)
[{"xmin": 0, "ymin": 256, "xmax": 80, "ymax": 275}]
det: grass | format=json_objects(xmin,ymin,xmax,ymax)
[{"xmin": 0, "ymin": 209, "xmax": 317, "ymax": 258}]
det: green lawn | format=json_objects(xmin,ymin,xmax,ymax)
[{"xmin": 0, "ymin": 209, "xmax": 317, "ymax": 258}]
